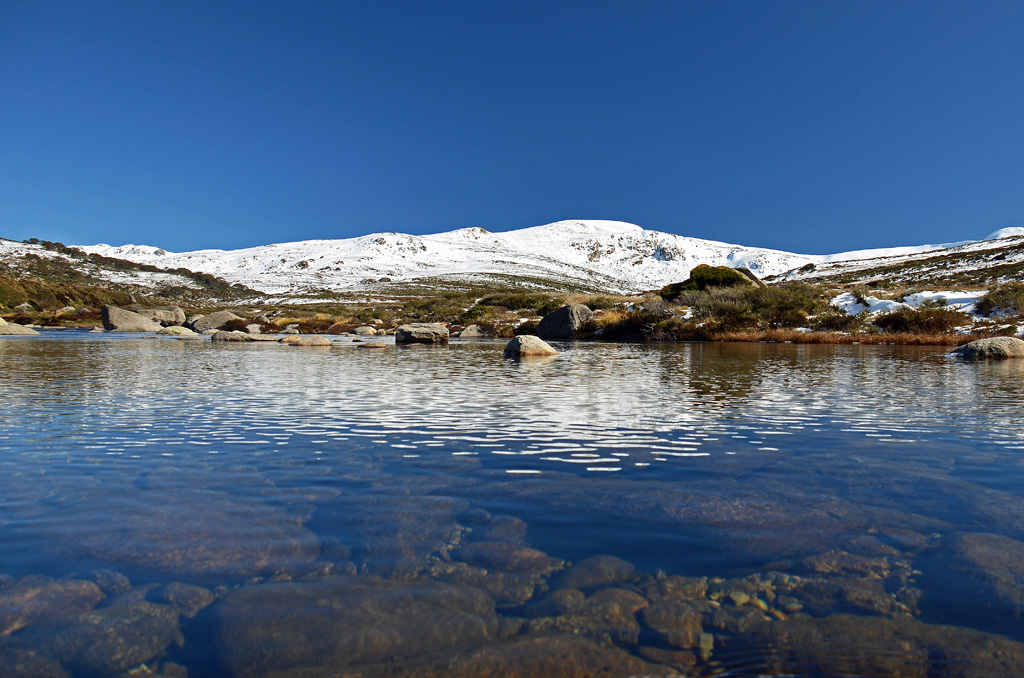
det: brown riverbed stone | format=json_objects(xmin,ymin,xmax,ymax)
[
  {"xmin": 193, "ymin": 576, "xmax": 499, "ymax": 678},
  {"xmin": 0, "ymin": 576, "xmax": 105, "ymax": 636},
  {"xmin": 453, "ymin": 541, "xmax": 563, "ymax": 578}
]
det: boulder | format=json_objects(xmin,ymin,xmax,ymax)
[
  {"xmin": 211, "ymin": 331, "xmax": 252, "ymax": 342},
  {"xmin": 192, "ymin": 576, "xmax": 499, "ymax": 677},
  {"xmin": 129, "ymin": 304, "xmax": 186, "ymax": 326},
  {"xmin": 952, "ymin": 336, "xmax": 1024, "ymax": 359},
  {"xmin": 18, "ymin": 600, "xmax": 181, "ymax": 677},
  {"xmin": 245, "ymin": 333, "xmax": 281, "ymax": 342},
  {"xmin": 353, "ymin": 325, "xmax": 377, "ymax": 336},
  {"xmin": 460, "ymin": 324, "xmax": 488, "ymax": 338},
  {"xmin": 187, "ymin": 311, "xmax": 243, "ymax": 333},
  {"xmin": 13, "ymin": 302, "xmax": 35, "ymax": 313},
  {"xmin": 100, "ymin": 306, "xmax": 162, "ymax": 332},
  {"xmin": 550, "ymin": 555, "xmax": 636, "ymax": 592},
  {"xmin": 0, "ymin": 321, "xmax": 40, "ymax": 336},
  {"xmin": 156, "ymin": 326, "xmax": 196, "ymax": 336},
  {"xmin": 288, "ymin": 335, "xmax": 332, "ymax": 347},
  {"xmin": 536, "ymin": 304, "xmax": 593, "ymax": 341},
  {"xmin": 396, "ymin": 323, "xmax": 449, "ymax": 345},
  {"xmin": 452, "ymin": 541, "xmax": 562, "ymax": 578},
  {"xmin": 0, "ymin": 576, "xmax": 105, "ymax": 636},
  {"xmin": 504, "ymin": 335, "xmax": 558, "ymax": 358}
]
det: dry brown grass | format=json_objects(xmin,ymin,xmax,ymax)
[{"xmin": 710, "ymin": 329, "xmax": 984, "ymax": 346}]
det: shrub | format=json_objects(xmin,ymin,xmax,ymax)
[
  {"xmin": 812, "ymin": 307, "xmax": 865, "ymax": 332},
  {"xmin": 873, "ymin": 306, "xmax": 968, "ymax": 334},
  {"xmin": 660, "ymin": 265, "xmax": 756, "ymax": 299},
  {"xmin": 976, "ymin": 281, "xmax": 1024, "ymax": 317}
]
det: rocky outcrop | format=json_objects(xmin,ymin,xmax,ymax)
[
  {"xmin": 0, "ymin": 317, "xmax": 40, "ymax": 335},
  {"xmin": 504, "ymin": 335, "xmax": 558, "ymax": 358},
  {"xmin": 129, "ymin": 304, "xmax": 186, "ymax": 326},
  {"xmin": 952, "ymin": 336, "xmax": 1024, "ymax": 359},
  {"xmin": 100, "ymin": 306, "xmax": 163, "ymax": 332},
  {"xmin": 536, "ymin": 304, "xmax": 592, "ymax": 341},
  {"xmin": 396, "ymin": 323, "xmax": 449, "ymax": 345},
  {"xmin": 187, "ymin": 311, "xmax": 243, "ymax": 333}
]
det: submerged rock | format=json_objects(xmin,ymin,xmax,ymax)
[
  {"xmin": 0, "ymin": 576, "xmax": 105, "ymax": 636},
  {"xmin": 453, "ymin": 541, "xmax": 563, "ymax": 578},
  {"xmin": 193, "ymin": 576, "xmax": 499, "ymax": 677},
  {"xmin": 100, "ymin": 305, "xmax": 162, "ymax": 332},
  {"xmin": 0, "ymin": 639, "xmax": 68, "ymax": 678},
  {"xmin": 504, "ymin": 335, "xmax": 558, "ymax": 358},
  {"xmin": 723, "ymin": 613, "xmax": 1024, "ymax": 677},
  {"xmin": 18, "ymin": 600, "xmax": 182, "ymax": 678},
  {"xmin": 550, "ymin": 555, "xmax": 636, "ymax": 592},
  {"xmin": 49, "ymin": 489, "xmax": 320, "ymax": 580},
  {"xmin": 395, "ymin": 323, "xmax": 449, "ymax": 345},
  {"xmin": 952, "ymin": 336, "xmax": 1024, "ymax": 359},
  {"xmin": 536, "ymin": 304, "xmax": 592, "ymax": 341}
]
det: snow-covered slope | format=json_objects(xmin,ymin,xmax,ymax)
[
  {"xmin": 73, "ymin": 219, "xmax": 1024, "ymax": 296},
  {"xmin": 76, "ymin": 220, "xmax": 819, "ymax": 295}
]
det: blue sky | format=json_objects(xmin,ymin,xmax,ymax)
[{"xmin": 2, "ymin": 1, "xmax": 1023, "ymax": 254}]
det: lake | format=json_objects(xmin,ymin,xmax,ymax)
[{"xmin": 2, "ymin": 331, "xmax": 1024, "ymax": 677}]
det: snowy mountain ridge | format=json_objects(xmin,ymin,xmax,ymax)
[{"xmin": 73, "ymin": 219, "xmax": 1023, "ymax": 296}]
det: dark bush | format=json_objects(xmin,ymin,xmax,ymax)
[
  {"xmin": 976, "ymin": 281, "xmax": 1024, "ymax": 317},
  {"xmin": 873, "ymin": 306, "xmax": 968, "ymax": 334},
  {"xmin": 660, "ymin": 265, "xmax": 756, "ymax": 299}
]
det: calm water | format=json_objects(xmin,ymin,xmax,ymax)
[{"xmin": 2, "ymin": 331, "xmax": 1024, "ymax": 677}]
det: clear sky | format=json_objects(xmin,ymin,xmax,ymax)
[{"xmin": 2, "ymin": 1, "xmax": 1023, "ymax": 254}]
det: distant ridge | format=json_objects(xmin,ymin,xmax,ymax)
[{"xmin": 54, "ymin": 218, "xmax": 1024, "ymax": 295}]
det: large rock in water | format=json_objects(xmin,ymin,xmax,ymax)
[
  {"xmin": 192, "ymin": 576, "xmax": 499, "ymax": 677},
  {"xmin": 952, "ymin": 336, "xmax": 1024, "ymax": 359},
  {"xmin": 504, "ymin": 335, "xmax": 558, "ymax": 358},
  {"xmin": 129, "ymin": 304, "xmax": 186, "ymax": 326},
  {"xmin": 395, "ymin": 323, "xmax": 449, "ymax": 345},
  {"xmin": 187, "ymin": 310, "xmax": 244, "ymax": 333},
  {"xmin": 536, "ymin": 304, "xmax": 593, "ymax": 341},
  {"xmin": 0, "ymin": 317, "xmax": 40, "ymax": 335},
  {"xmin": 100, "ymin": 305, "xmax": 163, "ymax": 332}
]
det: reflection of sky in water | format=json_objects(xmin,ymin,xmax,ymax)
[{"xmin": 2, "ymin": 334, "xmax": 1023, "ymax": 482}]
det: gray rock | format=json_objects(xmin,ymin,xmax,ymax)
[
  {"xmin": 129, "ymin": 304, "xmax": 186, "ymax": 326},
  {"xmin": 245, "ymin": 323, "xmax": 261, "ymax": 334},
  {"xmin": 0, "ymin": 576, "xmax": 105, "ymax": 636},
  {"xmin": 641, "ymin": 599, "xmax": 704, "ymax": 649},
  {"xmin": 0, "ymin": 322, "xmax": 40, "ymax": 336},
  {"xmin": 536, "ymin": 303, "xmax": 593, "ymax": 340},
  {"xmin": 550, "ymin": 555, "xmax": 636, "ymax": 591},
  {"xmin": 952, "ymin": 336, "xmax": 1024, "ymax": 359},
  {"xmin": 353, "ymin": 325, "xmax": 377, "ymax": 335},
  {"xmin": 460, "ymin": 324, "xmax": 488, "ymax": 337},
  {"xmin": 288, "ymin": 335, "xmax": 332, "ymax": 347},
  {"xmin": 13, "ymin": 302, "xmax": 35, "ymax": 313},
  {"xmin": 245, "ymin": 333, "xmax": 282, "ymax": 342},
  {"xmin": 192, "ymin": 576, "xmax": 498, "ymax": 677},
  {"xmin": 211, "ymin": 330, "xmax": 252, "ymax": 342},
  {"xmin": 156, "ymin": 326, "xmax": 196, "ymax": 336},
  {"xmin": 187, "ymin": 310, "xmax": 243, "ymax": 333},
  {"xmin": 395, "ymin": 323, "xmax": 449, "ymax": 345},
  {"xmin": 18, "ymin": 601, "xmax": 182, "ymax": 677},
  {"xmin": 100, "ymin": 305, "xmax": 163, "ymax": 332},
  {"xmin": 504, "ymin": 335, "xmax": 558, "ymax": 357}
]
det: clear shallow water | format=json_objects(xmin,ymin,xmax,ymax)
[{"xmin": 2, "ymin": 331, "xmax": 1024, "ymax": 677}]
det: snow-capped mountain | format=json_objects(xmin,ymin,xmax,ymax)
[
  {"xmin": 72, "ymin": 219, "xmax": 1024, "ymax": 296},
  {"xmin": 74, "ymin": 220, "xmax": 813, "ymax": 295}
]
